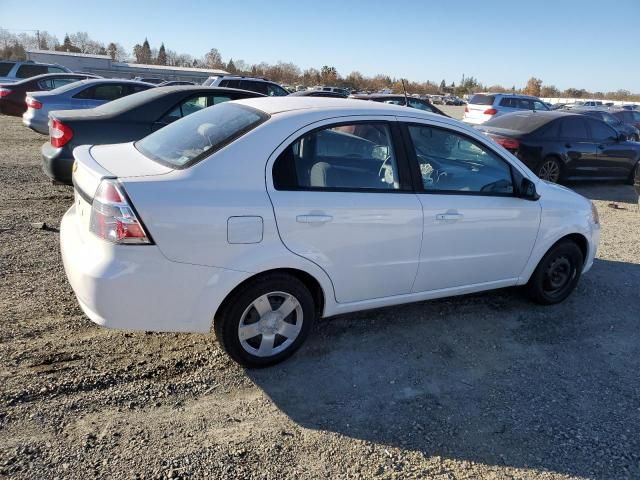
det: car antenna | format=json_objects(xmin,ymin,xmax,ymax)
[{"xmin": 401, "ymin": 79, "xmax": 408, "ymax": 106}]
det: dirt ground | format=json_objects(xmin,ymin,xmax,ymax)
[{"xmin": 1, "ymin": 113, "xmax": 639, "ymax": 480}]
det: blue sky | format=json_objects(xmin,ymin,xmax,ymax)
[{"xmin": 1, "ymin": 0, "xmax": 638, "ymax": 92}]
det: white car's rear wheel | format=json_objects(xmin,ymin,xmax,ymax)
[{"xmin": 214, "ymin": 273, "xmax": 315, "ymax": 367}]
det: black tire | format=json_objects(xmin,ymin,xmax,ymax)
[
  {"xmin": 525, "ymin": 240, "xmax": 584, "ymax": 305},
  {"xmin": 214, "ymin": 273, "xmax": 316, "ymax": 368},
  {"xmin": 625, "ymin": 161, "xmax": 639, "ymax": 186},
  {"xmin": 536, "ymin": 157, "xmax": 563, "ymax": 183}
]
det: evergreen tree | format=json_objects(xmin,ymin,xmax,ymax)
[
  {"xmin": 156, "ymin": 43, "xmax": 167, "ymax": 65},
  {"xmin": 226, "ymin": 58, "xmax": 236, "ymax": 73}
]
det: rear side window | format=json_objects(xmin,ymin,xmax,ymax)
[
  {"xmin": 273, "ymin": 122, "xmax": 401, "ymax": 191},
  {"xmin": 136, "ymin": 103, "xmax": 268, "ymax": 168},
  {"xmin": 220, "ymin": 79, "xmax": 240, "ymax": 89},
  {"xmin": 91, "ymin": 84, "xmax": 126, "ymax": 100},
  {"xmin": 469, "ymin": 94, "xmax": 495, "ymax": 105},
  {"xmin": 0, "ymin": 62, "xmax": 15, "ymax": 76},
  {"xmin": 47, "ymin": 66, "xmax": 67, "ymax": 74},
  {"xmin": 16, "ymin": 64, "xmax": 48, "ymax": 78},
  {"xmin": 240, "ymin": 80, "xmax": 268, "ymax": 95},
  {"xmin": 560, "ymin": 117, "xmax": 589, "ymax": 139},
  {"xmin": 499, "ymin": 98, "xmax": 517, "ymax": 108}
]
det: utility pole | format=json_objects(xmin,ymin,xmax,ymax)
[{"xmin": 36, "ymin": 30, "xmax": 40, "ymax": 49}]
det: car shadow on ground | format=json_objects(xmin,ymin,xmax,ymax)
[
  {"xmin": 248, "ymin": 259, "xmax": 640, "ymax": 479},
  {"xmin": 569, "ymin": 181, "xmax": 639, "ymax": 205}
]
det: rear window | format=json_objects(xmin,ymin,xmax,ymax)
[
  {"xmin": 0, "ymin": 62, "xmax": 15, "ymax": 76},
  {"xmin": 483, "ymin": 113, "xmax": 553, "ymax": 133},
  {"xmin": 469, "ymin": 94, "xmax": 495, "ymax": 105},
  {"xmin": 135, "ymin": 102, "xmax": 269, "ymax": 168}
]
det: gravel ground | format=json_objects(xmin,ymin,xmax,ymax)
[{"xmin": 1, "ymin": 113, "xmax": 639, "ymax": 480}]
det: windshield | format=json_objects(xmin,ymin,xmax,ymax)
[{"xmin": 135, "ymin": 102, "xmax": 268, "ymax": 168}]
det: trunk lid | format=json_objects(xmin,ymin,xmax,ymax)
[{"xmin": 72, "ymin": 143, "xmax": 173, "ymax": 203}]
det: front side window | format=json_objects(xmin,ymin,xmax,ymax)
[
  {"xmin": 587, "ymin": 119, "xmax": 617, "ymax": 142},
  {"xmin": 266, "ymin": 83, "xmax": 288, "ymax": 96},
  {"xmin": 136, "ymin": 102, "xmax": 268, "ymax": 168},
  {"xmin": 273, "ymin": 122, "xmax": 401, "ymax": 191},
  {"xmin": 47, "ymin": 66, "xmax": 66, "ymax": 74},
  {"xmin": 532, "ymin": 100, "xmax": 548, "ymax": 111},
  {"xmin": 408, "ymin": 99, "xmax": 435, "ymax": 112},
  {"xmin": 407, "ymin": 125, "xmax": 513, "ymax": 195}
]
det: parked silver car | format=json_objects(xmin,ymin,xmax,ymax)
[
  {"xmin": 462, "ymin": 93, "xmax": 549, "ymax": 125},
  {"xmin": 22, "ymin": 79, "xmax": 155, "ymax": 134}
]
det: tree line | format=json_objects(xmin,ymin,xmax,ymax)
[{"xmin": 1, "ymin": 28, "xmax": 638, "ymax": 101}]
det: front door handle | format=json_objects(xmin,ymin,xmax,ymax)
[
  {"xmin": 436, "ymin": 212, "xmax": 463, "ymax": 221},
  {"xmin": 296, "ymin": 214, "xmax": 333, "ymax": 224}
]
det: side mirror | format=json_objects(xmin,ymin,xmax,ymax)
[
  {"xmin": 519, "ymin": 177, "xmax": 540, "ymax": 201},
  {"xmin": 618, "ymin": 133, "xmax": 627, "ymax": 142}
]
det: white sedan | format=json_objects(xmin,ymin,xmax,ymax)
[{"xmin": 61, "ymin": 97, "xmax": 600, "ymax": 367}]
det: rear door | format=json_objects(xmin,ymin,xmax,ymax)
[
  {"xmin": 268, "ymin": 117, "xmax": 423, "ymax": 303},
  {"xmin": 558, "ymin": 116, "xmax": 598, "ymax": 177}
]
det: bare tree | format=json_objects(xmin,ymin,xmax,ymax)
[{"xmin": 204, "ymin": 48, "xmax": 223, "ymax": 68}]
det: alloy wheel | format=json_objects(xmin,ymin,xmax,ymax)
[
  {"xmin": 238, "ymin": 291, "xmax": 303, "ymax": 358},
  {"xmin": 538, "ymin": 160, "xmax": 561, "ymax": 183}
]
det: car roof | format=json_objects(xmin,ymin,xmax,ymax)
[
  {"xmin": 351, "ymin": 94, "xmax": 418, "ymax": 100},
  {"xmin": 11, "ymin": 72, "xmax": 99, "ymax": 84},
  {"xmin": 234, "ymin": 96, "xmax": 452, "ymax": 120},
  {"xmin": 472, "ymin": 92, "xmax": 541, "ymax": 99}
]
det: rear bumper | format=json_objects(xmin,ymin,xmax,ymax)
[
  {"xmin": 0, "ymin": 100, "xmax": 24, "ymax": 116},
  {"xmin": 22, "ymin": 110, "xmax": 48, "ymax": 134},
  {"xmin": 41, "ymin": 141, "xmax": 73, "ymax": 185},
  {"xmin": 60, "ymin": 204, "xmax": 250, "ymax": 333}
]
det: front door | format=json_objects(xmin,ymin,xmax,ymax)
[
  {"xmin": 268, "ymin": 119, "xmax": 423, "ymax": 303},
  {"xmin": 403, "ymin": 122, "xmax": 541, "ymax": 292}
]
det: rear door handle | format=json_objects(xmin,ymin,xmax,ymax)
[
  {"xmin": 436, "ymin": 213, "xmax": 463, "ymax": 221},
  {"xmin": 296, "ymin": 214, "xmax": 333, "ymax": 224}
]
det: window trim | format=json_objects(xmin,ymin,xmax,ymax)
[
  {"xmin": 272, "ymin": 120, "xmax": 415, "ymax": 193},
  {"xmin": 400, "ymin": 122, "xmax": 518, "ymax": 198}
]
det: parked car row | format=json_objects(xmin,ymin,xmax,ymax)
[{"xmin": 0, "ymin": 62, "xmax": 634, "ymax": 368}]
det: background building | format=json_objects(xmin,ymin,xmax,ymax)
[{"xmin": 26, "ymin": 49, "xmax": 227, "ymax": 83}]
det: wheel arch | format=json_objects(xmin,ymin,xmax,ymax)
[
  {"xmin": 212, "ymin": 267, "xmax": 326, "ymax": 328},
  {"xmin": 520, "ymin": 230, "xmax": 591, "ymax": 285}
]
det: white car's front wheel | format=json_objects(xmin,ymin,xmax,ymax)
[{"xmin": 214, "ymin": 273, "xmax": 316, "ymax": 367}]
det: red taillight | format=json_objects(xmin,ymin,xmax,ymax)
[
  {"xmin": 0, "ymin": 88, "xmax": 11, "ymax": 98},
  {"xmin": 484, "ymin": 108, "xmax": 498, "ymax": 115},
  {"xmin": 492, "ymin": 136, "xmax": 520, "ymax": 150},
  {"xmin": 88, "ymin": 179, "xmax": 151, "ymax": 244},
  {"xmin": 26, "ymin": 96, "xmax": 42, "ymax": 109},
  {"xmin": 464, "ymin": 106, "xmax": 469, "ymax": 112},
  {"xmin": 49, "ymin": 119, "xmax": 73, "ymax": 148}
]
